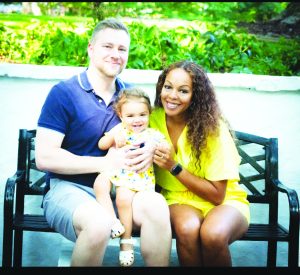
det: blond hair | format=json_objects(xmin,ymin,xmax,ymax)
[{"xmin": 114, "ymin": 88, "xmax": 151, "ymax": 116}]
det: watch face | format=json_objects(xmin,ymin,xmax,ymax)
[{"xmin": 171, "ymin": 163, "xmax": 182, "ymax": 175}]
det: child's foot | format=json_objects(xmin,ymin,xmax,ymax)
[
  {"xmin": 111, "ymin": 219, "xmax": 125, "ymax": 238},
  {"xmin": 119, "ymin": 238, "xmax": 135, "ymax": 267}
]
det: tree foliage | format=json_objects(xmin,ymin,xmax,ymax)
[
  {"xmin": 1, "ymin": 2, "xmax": 299, "ymax": 75},
  {"xmin": 19, "ymin": 2, "xmax": 289, "ymax": 23}
]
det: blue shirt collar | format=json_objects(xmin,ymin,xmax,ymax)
[{"xmin": 77, "ymin": 69, "xmax": 126, "ymax": 95}]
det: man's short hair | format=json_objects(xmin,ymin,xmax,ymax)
[{"xmin": 90, "ymin": 18, "xmax": 129, "ymax": 44}]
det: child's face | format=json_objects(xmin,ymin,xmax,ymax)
[{"xmin": 119, "ymin": 100, "xmax": 150, "ymax": 133}]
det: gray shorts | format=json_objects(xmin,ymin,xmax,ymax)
[{"xmin": 42, "ymin": 178, "xmax": 96, "ymax": 242}]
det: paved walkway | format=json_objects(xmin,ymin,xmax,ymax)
[{"xmin": 0, "ymin": 65, "xmax": 300, "ymax": 267}]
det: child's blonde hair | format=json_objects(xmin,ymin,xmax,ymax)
[{"xmin": 114, "ymin": 87, "xmax": 152, "ymax": 116}]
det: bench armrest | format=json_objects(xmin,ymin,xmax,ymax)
[
  {"xmin": 271, "ymin": 178, "xmax": 300, "ymax": 234},
  {"xmin": 4, "ymin": 170, "xmax": 25, "ymax": 223}
]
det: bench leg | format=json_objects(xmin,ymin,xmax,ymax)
[
  {"xmin": 288, "ymin": 238, "xmax": 299, "ymax": 267},
  {"xmin": 2, "ymin": 223, "xmax": 13, "ymax": 267},
  {"xmin": 13, "ymin": 229, "xmax": 23, "ymax": 267},
  {"xmin": 267, "ymin": 240, "xmax": 277, "ymax": 267}
]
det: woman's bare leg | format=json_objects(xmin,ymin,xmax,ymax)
[
  {"xmin": 200, "ymin": 205, "xmax": 249, "ymax": 266},
  {"xmin": 169, "ymin": 204, "xmax": 203, "ymax": 266}
]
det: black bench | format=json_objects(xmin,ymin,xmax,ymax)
[{"xmin": 2, "ymin": 128, "xmax": 300, "ymax": 267}]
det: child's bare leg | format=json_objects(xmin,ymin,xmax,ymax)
[
  {"xmin": 94, "ymin": 173, "xmax": 116, "ymax": 218},
  {"xmin": 116, "ymin": 187, "xmax": 136, "ymax": 266},
  {"xmin": 116, "ymin": 187, "xmax": 136, "ymax": 244},
  {"xmin": 116, "ymin": 187, "xmax": 136, "ymax": 241},
  {"xmin": 94, "ymin": 174, "xmax": 125, "ymax": 238}
]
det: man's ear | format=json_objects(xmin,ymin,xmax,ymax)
[{"xmin": 87, "ymin": 43, "xmax": 93, "ymax": 57}]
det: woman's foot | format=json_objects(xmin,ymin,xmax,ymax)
[
  {"xmin": 119, "ymin": 238, "xmax": 135, "ymax": 267},
  {"xmin": 111, "ymin": 219, "xmax": 125, "ymax": 239}
]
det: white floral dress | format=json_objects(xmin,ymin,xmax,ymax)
[{"xmin": 109, "ymin": 127, "xmax": 166, "ymax": 192}]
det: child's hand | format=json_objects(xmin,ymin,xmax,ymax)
[
  {"xmin": 108, "ymin": 123, "xmax": 127, "ymax": 148},
  {"xmin": 114, "ymin": 135, "xmax": 127, "ymax": 148}
]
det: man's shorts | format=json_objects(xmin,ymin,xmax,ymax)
[{"xmin": 42, "ymin": 178, "xmax": 96, "ymax": 242}]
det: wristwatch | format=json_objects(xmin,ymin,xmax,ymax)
[{"xmin": 170, "ymin": 163, "xmax": 183, "ymax": 176}]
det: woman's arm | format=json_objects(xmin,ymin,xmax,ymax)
[
  {"xmin": 172, "ymin": 169, "xmax": 227, "ymax": 205},
  {"xmin": 153, "ymin": 143, "xmax": 227, "ymax": 205}
]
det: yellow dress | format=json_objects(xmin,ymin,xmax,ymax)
[
  {"xmin": 150, "ymin": 108, "xmax": 250, "ymax": 223},
  {"xmin": 109, "ymin": 126, "xmax": 166, "ymax": 192}
]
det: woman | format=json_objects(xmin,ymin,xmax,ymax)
[{"xmin": 150, "ymin": 60, "xmax": 250, "ymax": 266}]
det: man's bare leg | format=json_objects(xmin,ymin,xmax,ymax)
[
  {"xmin": 132, "ymin": 191, "xmax": 172, "ymax": 266},
  {"xmin": 71, "ymin": 201, "xmax": 112, "ymax": 266}
]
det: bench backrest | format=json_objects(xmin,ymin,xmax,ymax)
[
  {"xmin": 233, "ymin": 130, "xmax": 278, "ymax": 201},
  {"xmin": 232, "ymin": 130, "xmax": 279, "ymax": 224},
  {"xmin": 15, "ymin": 129, "xmax": 279, "ymax": 222}
]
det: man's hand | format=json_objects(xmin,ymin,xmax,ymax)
[
  {"xmin": 104, "ymin": 146, "xmax": 130, "ymax": 172},
  {"xmin": 124, "ymin": 141, "xmax": 156, "ymax": 173}
]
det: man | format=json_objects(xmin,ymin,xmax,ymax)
[{"xmin": 35, "ymin": 18, "xmax": 171, "ymax": 266}]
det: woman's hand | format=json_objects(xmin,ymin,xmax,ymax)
[{"xmin": 153, "ymin": 142, "xmax": 176, "ymax": 171}]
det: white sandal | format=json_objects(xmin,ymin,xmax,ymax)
[
  {"xmin": 111, "ymin": 219, "xmax": 125, "ymax": 239},
  {"xmin": 119, "ymin": 238, "xmax": 135, "ymax": 267}
]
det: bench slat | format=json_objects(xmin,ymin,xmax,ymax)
[
  {"xmin": 14, "ymin": 215, "xmax": 55, "ymax": 232},
  {"xmin": 12, "ymin": 215, "xmax": 290, "ymax": 241},
  {"xmin": 243, "ymin": 224, "xmax": 289, "ymax": 241}
]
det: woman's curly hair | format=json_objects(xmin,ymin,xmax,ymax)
[{"xmin": 154, "ymin": 60, "xmax": 224, "ymax": 168}]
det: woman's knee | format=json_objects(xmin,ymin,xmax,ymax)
[
  {"xmin": 170, "ymin": 205, "xmax": 201, "ymax": 240},
  {"xmin": 200, "ymin": 205, "xmax": 248, "ymax": 247},
  {"xmin": 173, "ymin": 218, "xmax": 201, "ymax": 242},
  {"xmin": 200, "ymin": 224, "xmax": 228, "ymax": 248}
]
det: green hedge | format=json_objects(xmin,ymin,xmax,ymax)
[{"xmin": 0, "ymin": 17, "xmax": 299, "ymax": 76}]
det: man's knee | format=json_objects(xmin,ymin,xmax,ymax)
[
  {"xmin": 133, "ymin": 191, "xmax": 170, "ymax": 222},
  {"xmin": 151, "ymin": 193, "xmax": 170, "ymax": 217},
  {"xmin": 74, "ymin": 202, "xmax": 113, "ymax": 238}
]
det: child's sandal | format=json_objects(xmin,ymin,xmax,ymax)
[
  {"xmin": 119, "ymin": 238, "xmax": 135, "ymax": 267},
  {"xmin": 111, "ymin": 219, "xmax": 125, "ymax": 239}
]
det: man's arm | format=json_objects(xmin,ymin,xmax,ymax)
[{"xmin": 35, "ymin": 127, "xmax": 126, "ymax": 174}]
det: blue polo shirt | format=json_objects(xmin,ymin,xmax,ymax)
[{"xmin": 37, "ymin": 69, "xmax": 132, "ymax": 187}]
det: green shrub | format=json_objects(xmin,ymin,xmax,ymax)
[{"xmin": 0, "ymin": 15, "xmax": 299, "ymax": 76}]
